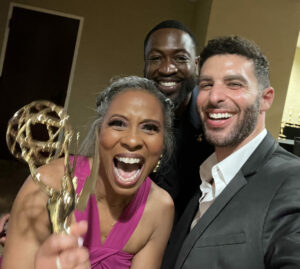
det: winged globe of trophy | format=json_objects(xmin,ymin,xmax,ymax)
[{"xmin": 6, "ymin": 100, "xmax": 97, "ymax": 234}]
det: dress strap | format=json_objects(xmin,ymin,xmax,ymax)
[
  {"xmin": 69, "ymin": 155, "xmax": 90, "ymax": 193},
  {"xmin": 73, "ymin": 156, "xmax": 101, "ymax": 248},
  {"xmin": 104, "ymin": 177, "xmax": 152, "ymax": 249}
]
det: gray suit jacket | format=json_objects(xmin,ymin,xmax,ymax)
[{"xmin": 162, "ymin": 133, "xmax": 300, "ymax": 269}]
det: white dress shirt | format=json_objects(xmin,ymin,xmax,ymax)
[{"xmin": 190, "ymin": 129, "xmax": 267, "ymax": 230}]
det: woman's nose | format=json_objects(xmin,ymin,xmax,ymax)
[{"xmin": 120, "ymin": 129, "xmax": 143, "ymax": 151}]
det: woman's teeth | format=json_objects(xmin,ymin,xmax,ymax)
[
  {"xmin": 114, "ymin": 167, "xmax": 141, "ymax": 183},
  {"xmin": 114, "ymin": 156, "xmax": 142, "ymax": 183},
  {"xmin": 116, "ymin": 156, "xmax": 141, "ymax": 164}
]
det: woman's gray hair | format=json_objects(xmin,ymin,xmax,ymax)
[{"xmin": 80, "ymin": 76, "xmax": 174, "ymax": 164}]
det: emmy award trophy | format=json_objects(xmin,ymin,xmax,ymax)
[{"xmin": 6, "ymin": 100, "xmax": 97, "ymax": 234}]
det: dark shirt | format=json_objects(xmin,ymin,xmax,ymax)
[{"xmin": 151, "ymin": 87, "xmax": 213, "ymax": 223}]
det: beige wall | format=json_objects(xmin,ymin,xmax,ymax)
[
  {"xmin": 1, "ymin": 0, "xmax": 299, "ymax": 140},
  {"xmin": 193, "ymin": 0, "xmax": 213, "ymax": 51},
  {"xmin": 282, "ymin": 46, "xmax": 300, "ymax": 124},
  {"xmin": 0, "ymin": 0, "xmax": 201, "ymax": 140},
  {"xmin": 202, "ymin": 0, "xmax": 300, "ymax": 137}
]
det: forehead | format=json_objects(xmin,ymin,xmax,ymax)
[
  {"xmin": 201, "ymin": 54, "xmax": 255, "ymax": 78},
  {"xmin": 145, "ymin": 28, "xmax": 196, "ymax": 56},
  {"xmin": 108, "ymin": 89, "xmax": 164, "ymax": 116}
]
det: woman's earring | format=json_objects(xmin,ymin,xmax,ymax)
[{"xmin": 153, "ymin": 154, "xmax": 163, "ymax": 173}]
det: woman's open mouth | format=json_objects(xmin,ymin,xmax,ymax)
[{"xmin": 113, "ymin": 156, "xmax": 144, "ymax": 186}]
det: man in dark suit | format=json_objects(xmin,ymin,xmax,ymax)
[
  {"xmin": 144, "ymin": 20, "xmax": 213, "ymax": 223},
  {"xmin": 162, "ymin": 36, "xmax": 300, "ymax": 269}
]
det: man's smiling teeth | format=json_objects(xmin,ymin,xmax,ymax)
[
  {"xmin": 160, "ymin": 81, "xmax": 177, "ymax": 87},
  {"xmin": 209, "ymin": 112, "xmax": 233, "ymax": 119},
  {"xmin": 116, "ymin": 156, "xmax": 141, "ymax": 164}
]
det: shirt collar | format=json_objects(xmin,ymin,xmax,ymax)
[
  {"xmin": 199, "ymin": 129, "xmax": 267, "ymax": 188},
  {"xmin": 216, "ymin": 129, "xmax": 267, "ymax": 184},
  {"xmin": 199, "ymin": 153, "xmax": 217, "ymax": 194},
  {"xmin": 200, "ymin": 153, "xmax": 217, "ymax": 183}
]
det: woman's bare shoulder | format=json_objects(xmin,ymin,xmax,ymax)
[
  {"xmin": 148, "ymin": 182, "xmax": 174, "ymax": 214},
  {"xmin": 10, "ymin": 158, "xmax": 65, "ymax": 219},
  {"xmin": 9, "ymin": 157, "xmax": 66, "ymax": 222},
  {"xmin": 35, "ymin": 158, "xmax": 65, "ymax": 190},
  {"xmin": 1, "ymin": 160, "xmax": 65, "ymax": 268}
]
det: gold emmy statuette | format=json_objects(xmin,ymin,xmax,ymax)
[{"xmin": 6, "ymin": 100, "xmax": 84, "ymax": 234}]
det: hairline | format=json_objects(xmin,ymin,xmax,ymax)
[
  {"xmin": 200, "ymin": 52, "xmax": 267, "ymax": 92},
  {"xmin": 144, "ymin": 27, "xmax": 197, "ymax": 58}
]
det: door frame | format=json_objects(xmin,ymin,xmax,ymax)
[{"xmin": 0, "ymin": 2, "xmax": 84, "ymax": 109}]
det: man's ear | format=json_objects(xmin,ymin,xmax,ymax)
[
  {"xmin": 260, "ymin": 87, "xmax": 275, "ymax": 112},
  {"xmin": 195, "ymin": 56, "xmax": 200, "ymax": 75},
  {"xmin": 143, "ymin": 63, "xmax": 148, "ymax": 78}
]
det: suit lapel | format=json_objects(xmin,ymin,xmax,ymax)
[
  {"xmin": 175, "ymin": 173, "xmax": 247, "ymax": 269},
  {"xmin": 240, "ymin": 133, "xmax": 277, "ymax": 176},
  {"xmin": 162, "ymin": 192, "xmax": 200, "ymax": 269},
  {"xmin": 174, "ymin": 133, "xmax": 278, "ymax": 269},
  {"xmin": 173, "ymin": 191, "xmax": 200, "ymax": 242}
]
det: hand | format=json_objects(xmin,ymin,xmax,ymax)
[
  {"xmin": 0, "ymin": 213, "xmax": 10, "ymax": 246},
  {"xmin": 35, "ymin": 221, "xmax": 90, "ymax": 269}
]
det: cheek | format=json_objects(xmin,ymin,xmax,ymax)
[
  {"xmin": 145, "ymin": 63, "xmax": 156, "ymax": 76},
  {"xmin": 196, "ymin": 91, "xmax": 207, "ymax": 111},
  {"xmin": 182, "ymin": 63, "xmax": 195, "ymax": 74},
  {"xmin": 147, "ymin": 136, "xmax": 164, "ymax": 157},
  {"xmin": 98, "ymin": 129, "xmax": 118, "ymax": 150},
  {"xmin": 229, "ymin": 91, "xmax": 256, "ymax": 110}
]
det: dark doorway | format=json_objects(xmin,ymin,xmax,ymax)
[
  {"xmin": 0, "ymin": 4, "xmax": 83, "ymax": 214},
  {"xmin": 0, "ymin": 4, "xmax": 82, "ymax": 160}
]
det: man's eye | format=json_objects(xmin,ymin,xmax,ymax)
[
  {"xmin": 228, "ymin": 82, "xmax": 243, "ymax": 88},
  {"xmin": 174, "ymin": 55, "xmax": 189, "ymax": 63},
  {"xmin": 108, "ymin": 119, "xmax": 126, "ymax": 128},
  {"xmin": 142, "ymin": 123, "xmax": 159, "ymax": 133},
  {"xmin": 199, "ymin": 83, "xmax": 212, "ymax": 90},
  {"xmin": 148, "ymin": 56, "xmax": 161, "ymax": 62}
]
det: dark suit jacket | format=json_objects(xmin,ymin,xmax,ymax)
[
  {"xmin": 151, "ymin": 88, "xmax": 213, "ymax": 223},
  {"xmin": 162, "ymin": 133, "xmax": 300, "ymax": 269}
]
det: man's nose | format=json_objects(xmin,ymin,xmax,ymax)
[
  {"xmin": 158, "ymin": 58, "xmax": 178, "ymax": 75},
  {"xmin": 208, "ymin": 84, "xmax": 226, "ymax": 105}
]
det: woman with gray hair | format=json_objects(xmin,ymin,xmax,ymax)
[{"xmin": 3, "ymin": 76, "xmax": 175, "ymax": 269}]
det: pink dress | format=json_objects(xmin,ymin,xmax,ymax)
[{"xmin": 73, "ymin": 156, "xmax": 151, "ymax": 269}]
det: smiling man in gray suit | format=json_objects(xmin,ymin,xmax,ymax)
[{"xmin": 162, "ymin": 36, "xmax": 300, "ymax": 269}]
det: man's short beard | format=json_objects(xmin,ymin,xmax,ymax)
[
  {"xmin": 203, "ymin": 96, "xmax": 261, "ymax": 148},
  {"xmin": 172, "ymin": 76, "xmax": 198, "ymax": 110}
]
